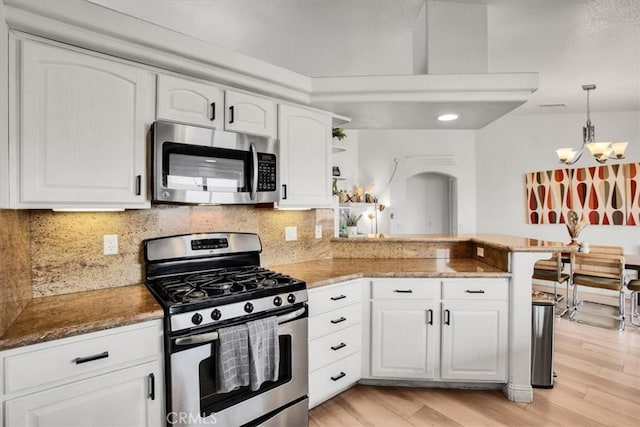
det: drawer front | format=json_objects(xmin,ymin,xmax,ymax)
[
  {"xmin": 309, "ymin": 280, "xmax": 362, "ymax": 316},
  {"xmin": 309, "ymin": 352, "xmax": 361, "ymax": 408},
  {"xmin": 371, "ymin": 278, "xmax": 440, "ymax": 300},
  {"xmin": 309, "ymin": 324, "xmax": 361, "ymax": 372},
  {"xmin": 309, "ymin": 303, "xmax": 361, "ymax": 340},
  {"xmin": 3, "ymin": 321, "xmax": 162, "ymax": 394},
  {"xmin": 442, "ymin": 278, "xmax": 509, "ymax": 300}
]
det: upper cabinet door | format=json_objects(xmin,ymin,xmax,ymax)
[
  {"xmin": 225, "ymin": 90, "xmax": 277, "ymax": 138},
  {"xmin": 278, "ymin": 104, "xmax": 332, "ymax": 208},
  {"xmin": 156, "ymin": 74, "xmax": 223, "ymax": 128},
  {"xmin": 13, "ymin": 38, "xmax": 153, "ymax": 208}
]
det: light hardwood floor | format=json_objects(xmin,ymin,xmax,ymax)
[{"xmin": 309, "ymin": 310, "xmax": 640, "ymax": 426}]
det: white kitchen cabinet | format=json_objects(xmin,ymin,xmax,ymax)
[
  {"xmin": 308, "ymin": 279, "xmax": 362, "ymax": 408},
  {"xmin": 4, "ymin": 361, "xmax": 161, "ymax": 427},
  {"xmin": 8, "ymin": 36, "xmax": 154, "ymax": 209},
  {"xmin": 369, "ymin": 279, "xmax": 440, "ymax": 379},
  {"xmin": 225, "ymin": 90, "xmax": 277, "ymax": 138},
  {"xmin": 371, "ymin": 300, "xmax": 438, "ymax": 379},
  {"xmin": 440, "ymin": 279, "xmax": 509, "ymax": 382},
  {"xmin": 278, "ymin": 104, "xmax": 332, "ymax": 208},
  {"xmin": 0, "ymin": 320, "xmax": 164, "ymax": 427},
  {"xmin": 156, "ymin": 74, "xmax": 224, "ymax": 128}
]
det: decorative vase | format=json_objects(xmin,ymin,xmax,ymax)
[
  {"xmin": 567, "ymin": 239, "xmax": 579, "ymax": 247},
  {"xmin": 347, "ymin": 226, "xmax": 357, "ymax": 236}
]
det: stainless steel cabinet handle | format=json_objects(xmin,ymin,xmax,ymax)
[
  {"xmin": 394, "ymin": 289, "xmax": 413, "ymax": 293},
  {"xmin": 331, "ymin": 372, "xmax": 346, "ymax": 382},
  {"xmin": 210, "ymin": 102, "xmax": 216, "ymax": 121},
  {"xmin": 229, "ymin": 106, "xmax": 235, "ymax": 123},
  {"xmin": 330, "ymin": 295, "xmax": 346, "ymax": 301},
  {"xmin": 331, "ymin": 342, "xmax": 347, "ymax": 351},
  {"xmin": 444, "ymin": 309, "xmax": 450, "ymax": 325},
  {"xmin": 427, "ymin": 309, "xmax": 433, "ymax": 325},
  {"xmin": 465, "ymin": 290, "xmax": 486, "ymax": 294},
  {"xmin": 330, "ymin": 316, "xmax": 347, "ymax": 324},
  {"xmin": 281, "ymin": 184, "xmax": 287, "ymax": 199},
  {"xmin": 73, "ymin": 351, "xmax": 109, "ymax": 365},
  {"xmin": 148, "ymin": 373, "xmax": 155, "ymax": 400}
]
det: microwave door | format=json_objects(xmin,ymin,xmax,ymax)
[{"xmin": 165, "ymin": 149, "xmax": 251, "ymax": 195}]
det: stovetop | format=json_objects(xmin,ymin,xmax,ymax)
[{"xmin": 147, "ymin": 265, "xmax": 306, "ymax": 314}]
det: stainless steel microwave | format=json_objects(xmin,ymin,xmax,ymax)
[{"xmin": 151, "ymin": 121, "xmax": 279, "ymax": 204}]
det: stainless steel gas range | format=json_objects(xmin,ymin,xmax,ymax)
[{"xmin": 143, "ymin": 232, "xmax": 308, "ymax": 427}]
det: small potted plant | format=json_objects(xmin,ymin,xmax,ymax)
[
  {"xmin": 342, "ymin": 211, "xmax": 362, "ymax": 236},
  {"xmin": 332, "ymin": 127, "xmax": 347, "ymax": 141}
]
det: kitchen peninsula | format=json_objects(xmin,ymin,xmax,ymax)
[{"xmin": 271, "ymin": 233, "xmax": 569, "ymax": 405}]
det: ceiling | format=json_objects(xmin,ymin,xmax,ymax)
[{"xmin": 91, "ymin": 0, "xmax": 640, "ymax": 125}]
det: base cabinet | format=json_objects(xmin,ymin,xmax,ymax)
[
  {"xmin": 0, "ymin": 321, "xmax": 164, "ymax": 427},
  {"xmin": 371, "ymin": 300, "xmax": 438, "ymax": 379},
  {"xmin": 440, "ymin": 300, "xmax": 508, "ymax": 381},
  {"xmin": 368, "ymin": 278, "xmax": 509, "ymax": 383},
  {"xmin": 4, "ymin": 361, "xmax": 162, "ymax": 427},
  {"xmin": 308, "ymin": 280, "xmax": 362, "ymax": 408}
]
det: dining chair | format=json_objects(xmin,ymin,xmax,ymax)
[
  {"xmin": 532, "ymin": 252, "xmax": 570, "ymax": 317},
  {"xmin": 628, "ymin": 279, "xmax": 640, "ymax": 327},
  {"xmin": 570, "ymin": 245, "xmax": 626, "ymax": 330}
]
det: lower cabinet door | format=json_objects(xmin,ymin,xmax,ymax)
[
  {"xmin": 370, "ymin": 300, "xmax": 438, "ymax": 379},
  {"xmin": 309, "ymin": 352, "xmax": 361, "ymax": 409},
  {"xmin": 440, "ymin": 300, "xmax": 508, "ymax": 381},
  {"xmin": 5, "ymin": 361, "xmax": 162, "ymax": 427}
]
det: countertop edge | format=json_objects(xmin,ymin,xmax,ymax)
[{"xmin": 0, "ymin": 311, "xmax": 164, "ymax": 351}]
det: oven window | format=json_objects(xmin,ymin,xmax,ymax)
[
  {"xmin": 162, "ymin": 142, "xmax": 251, "ymax": 192},
  {"xmin": 198, "ymin": 335, "xmax": 292, "ymax": 417}
]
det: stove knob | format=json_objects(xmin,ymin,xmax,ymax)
[
  {"xmin": 191, "ymin": 313, "xmax": 203, "ymax": 325},
  {"xmin": 211, "ymin": 309, "xmax": 222, "ymax": 321},
  {"xmin": 244, "ymin": 302, "xmax": 254, "ymax": 313},
  {"xmin": 273, "ymin": 296, "xmax": 282, "ymax": 306},
  {"xmin": 287, "ymin": 294, "xmax": 296, "ymax": 304}
]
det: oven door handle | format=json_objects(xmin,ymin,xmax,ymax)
[{"xmin": 174, "ymin": 307, "xmax": 306, "ymax": 346}]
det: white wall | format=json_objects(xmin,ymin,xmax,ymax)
[
  {"xmin": 476, "ymin": 110, "xmax": 640, "ymax": 254},
  {"xmin": 427, "ymin": 0, "xmax": 488, "ymax": 74},
  {"xmin": 354, "ymin": 129, "xmax": 476, "ymax": 234}
]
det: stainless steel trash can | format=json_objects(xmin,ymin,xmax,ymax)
[{"xmin": 531, "ymin": 291, "xmax": 555, "ymax": 388}]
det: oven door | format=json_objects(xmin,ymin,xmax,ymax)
[{"xmin": 167, "ymin": 306, "xmax": 308, "ymax": 427}]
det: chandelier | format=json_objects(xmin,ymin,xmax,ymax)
[{"xmin": 555, "ymin": 84, "xmax": 628, "ymax": 165}]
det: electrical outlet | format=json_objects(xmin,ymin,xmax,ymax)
[
  {"xmin": 315, "ymin": 224, "xmax": 322, "ymax": 239},
  {"xmin": 476, "ymin": 246, "xmax": 485, "ymax": 257},
  {"xmin": 104, "ymin": 234, "xmax": 119, "ymax": 255},
  {"xmin": 284, "ymin": 226, "xmax": 297, "ymax": 242}
]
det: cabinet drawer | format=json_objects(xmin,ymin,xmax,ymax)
[
  {"xmin": 442, "ymin": 278, "xmax": 509, "ymax": 300},
  {"xmin": 309, "ymin": 352, "xmax": 361, "ymax": 408},
  {"xmin": 309, "ymin": 280, "xmax": 361, "ymax": 316},
  {"xmin": 371, "ymin": 278, "xmax": 439, "ymax": 300},
  {"xmin": 309, "ymin": 303, "xmax": 361, "ymax": 340},
  {"xmin": 3, "ymin": 321, "xmax": 162, "ymax": 395},
  {"xmin": 309, "ymin": 324, "xmax": 361, "ymax": 372}
]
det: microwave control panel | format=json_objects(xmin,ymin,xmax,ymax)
[{"xmin": 257, "ymin": 153, "xmax": 277, "ymax": 192}]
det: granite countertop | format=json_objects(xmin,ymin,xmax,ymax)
[
  {"xmin": 332, "ymin": 233, "xmax": 571, "ymax": 252},
  {"xmin": 268, "ymin": 258, "xmax": 509, "ymax": 289},
  {"xmin": 0, "ymin": 284, "xmax": 163, "ymax": 351}
]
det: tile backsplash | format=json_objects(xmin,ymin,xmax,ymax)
[{"xmin": 29, "ymin": 205, "xmax": 334, "ymax": 297}]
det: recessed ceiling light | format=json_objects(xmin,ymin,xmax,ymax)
[{"xmin": 437, "ymin": 114, "xmax": 458, "ymax": 122}]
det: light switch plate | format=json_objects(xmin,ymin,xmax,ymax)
[
  {"xmin": 285, "ymin": 226, "xmax": 297, "ymax": 241},
  {"xmin": 315, "ymin": 224, "xmax": 322, "ymax": 239},
  {"xmin": 476, "ymin": 246, "xmax": 485, "ymax": 257}
]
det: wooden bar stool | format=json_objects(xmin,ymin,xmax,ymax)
[
  {"xmin": 629, "ymin": 279, "xmax": 640, "ymax": 327},
  {"xmin": 533, "ymin": 252, "xmax": 570, "ymax": 317}
]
